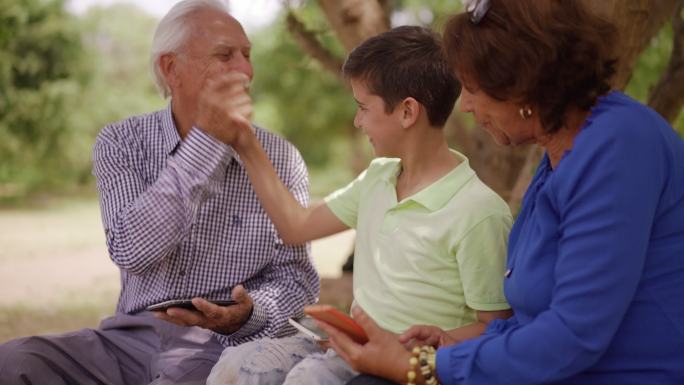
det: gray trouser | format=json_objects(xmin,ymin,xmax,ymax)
[{"xmin": 0, "ymin": 312, "xmax": 225, "ymax": 385}]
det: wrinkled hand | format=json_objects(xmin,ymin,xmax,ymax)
[
  {"xmin": 316, "ymin": 307, "xmax": 410, "ymax": 384},
  {"xmin": 399, "ymin": 324, "xmax": 454, "ymax": 349},
  {"xmin": 153, "ymin": 284, "xmax": 253, "ymax": 334},
  {"xmin": 195, "ymin": 68, "xmax": 255, "ymax": 149}
]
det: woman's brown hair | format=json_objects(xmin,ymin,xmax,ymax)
[{"xmin": 444, "ymin": 0, "xmax": 617, "ymax": 133}]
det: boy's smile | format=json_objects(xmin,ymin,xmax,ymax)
[{"xmin": 350, "ymin": 78, "xmax": 403, "ymax": 158}]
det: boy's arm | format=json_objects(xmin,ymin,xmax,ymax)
[
  {"xmin": 441, "ymin": 309, "xmax": 513, "ymax": 346},
  {"xmin": 196, "ymin": 73, "xmax": 348, "ymax": 244},
  {"xmin": 235, "ymin": 129, "xmax": 348, "ymax": 244},
  {"xmin": 400, "ymin": 309, "xmax": 512, "ymax": 348}
]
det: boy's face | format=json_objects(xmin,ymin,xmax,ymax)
[{"xmin": 350, "ymin": 79, "xmax": 403, "ymax": 157}]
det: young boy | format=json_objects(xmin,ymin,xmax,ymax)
[{"xmin": 206, "ymin": 26, "xmax": 512, "ymax": 385}]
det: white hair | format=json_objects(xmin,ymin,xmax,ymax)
[{"xmin": 150, "ymin": 0, "xmax": 231, "ymax": 99}]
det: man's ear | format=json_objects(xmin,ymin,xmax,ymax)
[
  {"xmin": 159, "ymin": 53, "xmax": 180, "ymax": 89},
  {"xmin": 399, "ymin": 97, "xmax": 421, "ymax": 128}
]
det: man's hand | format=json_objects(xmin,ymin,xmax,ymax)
[
  {"xmin": 195, "ymin": 70, "xmax": 255, "ymax": 149},
  {"xmin": 153, "ymin": 284, "xmax": 254, "ymax": 334}
]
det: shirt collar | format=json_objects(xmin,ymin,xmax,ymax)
[
  {"xmin": 393, "ymin": 150, "xmax": 476, "ymax": 212},
  {"xmin": 161, "ymin": 102, "xmax": 181, "ymax": 155},
  {"xmin": 159, "ymin": 102, "xmax": 241, "ymax": 165}
]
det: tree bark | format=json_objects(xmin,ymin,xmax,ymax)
[
  {"xmin": 587, "ymin": 0, "xmax": 679, "ymax": 89},
  {"xmin": 648, "ymin": 0, "xmax": 684, "ymax": 122},
  {"xmin": 285, "ymin": 12, "xmax": 346, "ymax": 82},
  {"xmin": 289, "ymin": 0, "xmax": 683, "ymax": 210},
  {"xmin": 316, "ymin": 0, "xmax": 390, "ymax": 51}
]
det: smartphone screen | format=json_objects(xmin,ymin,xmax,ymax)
[{"xmin": 288, "ymin": 316, "xmax": 329, "ymax": 341}]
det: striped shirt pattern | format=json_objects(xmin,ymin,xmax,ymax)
[{"xmin": 92, "ymin": 105, "xmax": 319, "ymax": 346}]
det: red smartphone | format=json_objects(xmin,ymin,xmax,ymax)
[{"xmin": 304, "ymin": 304, "xmax": 369, "ymax": 344}]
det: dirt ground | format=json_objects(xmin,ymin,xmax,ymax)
[{"xmin": 0, "ymin": 198, "xmax": 354, "ymax": 341}]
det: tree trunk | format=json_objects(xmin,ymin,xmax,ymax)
[
  {"xmin": 587, "ymin": 0, "xmax": 679, "ymax": 89},
  {"xmin": 317, "ymin": 0, "xmax": 390, "ymax": 51},
  {"xmin": 648, "ymin": 0, "xmax": 684, "ymax": 121},
  {"xmin": 289, "ymin": 0, "xmax": 682, "ymax": 209}
]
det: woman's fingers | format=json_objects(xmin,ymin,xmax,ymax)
[{"xmin": 316, "ymin": 320, "xmax": 362, "ymax": 367}]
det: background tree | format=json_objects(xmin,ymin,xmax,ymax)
[
  {"xmin": 1, "ymin": 0, "xmax": 681, "ymax": 206},
  {"xmin": 282, "ymin": 0, "xmax": 684, "ymax": 211},
  {"xmin": 0, "ymin": 0, "xmax": 88, "ymax": 198},
  {"xmin": 0, "ymin": 1, "xmax": 165, "ymax": 202}
]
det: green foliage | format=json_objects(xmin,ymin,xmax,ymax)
[
  {"xmin": 392, "ymin": 0, "xmax": 462, "ymax": 29},
  {"xmin": 1, "ymin": 0, "xmax": 681, "ymax": 203},
  {"xmin": 249, "ymin": 2, "xmax": 461, "ymax": 192},
  {"xmin": 250, "ymin": 11, "xmax": 356, "ymax": 170},
  {"xmin": 76, "ymin": 4, "xmax": 165, "ymax": 127},
  {"xmin": 0, "ymin": 1, "xmax": 166, "ymax": 201},
  {"xmin": 625, "ymin": 22, "xmax": 684, "ymax": 137},
  {"xmin": 0, "ymin": 0, "xmax": 88, "ymax": 197},
  {"xmin": 66, "ymin": 4, "xmax": 165, "ymax": 185}
]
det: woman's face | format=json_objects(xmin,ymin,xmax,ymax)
[{"xmin": 458, "ymin": 85, "xmax": 538, "ymax": 146}]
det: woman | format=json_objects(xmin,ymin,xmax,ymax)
[{"xmin": 317, "ymin": 1, "xmax": 684, "ymax": 384}]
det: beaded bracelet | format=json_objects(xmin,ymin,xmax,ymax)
[
  {"xmin": 419, "ymin": 346, "xmax": 438, "ymax": 385},
  {"xmin": 406, "ymin": 346, "xmax": 420, "ymax": 385},
  {"xmin": 406, "ymin": 345, "xmax": 440, "ymax": 385}
]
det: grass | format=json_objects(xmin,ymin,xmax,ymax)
[
  {"xmin": 0, "ymin": 195, "xmax": 118, "ymax": 343},
  {"xmin": 0, "ymin": 300, "xmax": 116, "ymax": 344}
]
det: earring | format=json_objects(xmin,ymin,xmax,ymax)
[{"xmin": 519, "ymin": 106, "xmax": 532, "ymax": 120}]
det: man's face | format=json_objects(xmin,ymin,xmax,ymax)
[{"xmin": 173, "ymin": 9, "xmax": 253, "ymax": 114}]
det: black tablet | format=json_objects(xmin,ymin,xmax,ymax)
[{"xmin": 146, "ymin": 299, "xmax": 237, "ymax": 312}]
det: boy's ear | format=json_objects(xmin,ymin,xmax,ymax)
[
  {"xmin": 159, "ymin": 53, "xmax": 181, "ymax": 89},
  {"xmin": 399, "ymin": 97, "xmax": 421, "ymax": 128}
]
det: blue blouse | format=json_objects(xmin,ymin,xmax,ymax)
[{"xmin": 436, "ymin": 92, "xmax": 684, "ymax": 385}]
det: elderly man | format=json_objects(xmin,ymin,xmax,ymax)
[{"xmin": 0, "ymin": 1, "xmax": 319, "ymax": 384}]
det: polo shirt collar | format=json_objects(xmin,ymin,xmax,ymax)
[{"xmin": 393, "ymin": 150, "xmax": 476, "ymax": 212}]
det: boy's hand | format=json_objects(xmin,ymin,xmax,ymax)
[
  {"xmin": 399, "ymin": 324, "xmax": 449, "ymax": 348},
  {"xmin": 196, "ymin": 70, "xmax": 255, "ymax": 149}
]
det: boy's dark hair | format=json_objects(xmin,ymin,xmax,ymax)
[
  {"xmin": 444, "ymin": 0, "xmax": 617, "ymax": 133},
  {"xmin": 342, "ymin": 25, "xmax": 461, "ymax": 128}
]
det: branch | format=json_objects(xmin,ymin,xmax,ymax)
[
  {"xmin": 587, "ymin": 0, "xmax": 679, "ymax": 89},
  {"xmin": 317, "ymin": 0, "xmax": 390, "ymax": 51},
  {"xmin": 285, "ymin": 11, "xmax": 345, "ymax": 82},
  {"xmin": 648, "ymin": 0, "xmax": 684, "ymax": 123}
]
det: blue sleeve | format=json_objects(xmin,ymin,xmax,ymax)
[{"xmin": 436, "ymin": 109, "xmax": 666, "ymax": 385}]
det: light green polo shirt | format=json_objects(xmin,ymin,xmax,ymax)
[{"xmin": 324, "ymin": 150, "xmax": 512, "ymax": 333}]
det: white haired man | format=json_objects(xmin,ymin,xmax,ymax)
[{"xmin": 0, "ymin": 1, "xmax": 319, "ymax": 384}]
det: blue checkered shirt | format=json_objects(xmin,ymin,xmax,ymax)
[{"xmin": 92, "ymin": 105, "xmax": 320, "ymax": 346}]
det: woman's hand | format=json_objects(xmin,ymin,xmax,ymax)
[{"xmin": 317, "ymin": 307, "xmax": 411, "ymax": 384}]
